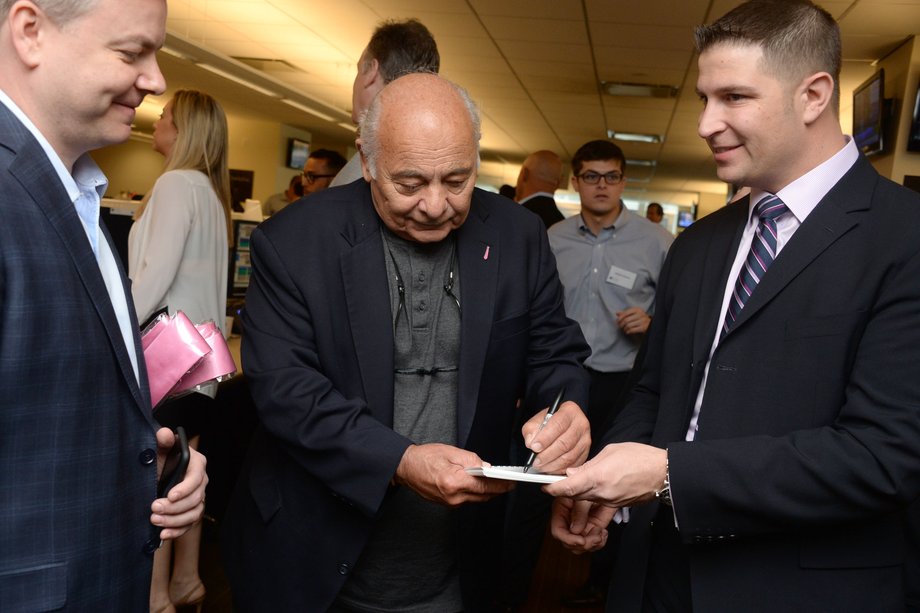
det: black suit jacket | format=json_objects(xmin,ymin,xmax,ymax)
[
  {"xmin": 0, "ymin": 105, "xmax": 157, "ymax": 611},
  {"xmin": 606, "ymin": 156, "xmax": 920, "ymax": 612},
  {"xmin": 222, "ymin": 181, "xmax": 590, "ymax": 611},
  {"xmin": 521, "ymin": 194, "xmax": 564, "ymax": 228}
]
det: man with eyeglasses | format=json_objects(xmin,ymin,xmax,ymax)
[
  {"xmin": 548, "ymin": 139, "xmax": 673, "ymax": 607},
  {"xmin": 301, "ymin": 148, "xmax": 347, "ymax": 196}
]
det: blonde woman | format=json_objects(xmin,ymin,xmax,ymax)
[{"xmin": 129, "ymin": 89, "xmax": 230, "ymax": 613}]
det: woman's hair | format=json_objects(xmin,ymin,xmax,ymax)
[{"xmin": 163, "ymin": 89, "xmax": 232, "ymax": 239}]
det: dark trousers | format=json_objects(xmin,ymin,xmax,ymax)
[
  {"xmin": 499, "ymin": 420, "xmax": 553, "ymax": 606},
  {"xmin": 583, "ymin": 368, "xmax": 631, "ymax": 589},
  {"xmin": 640, "ymin": 506, "xmax": 693, "ymax": 612}
]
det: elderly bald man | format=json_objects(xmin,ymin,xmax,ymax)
[{"xmin": 222, "ymin": 73, "xmax": 592, "ymax": 612}]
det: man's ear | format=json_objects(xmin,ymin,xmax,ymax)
[
  {"xmin": 8, "ymin": 1, "xmax": 47, "ymax": 69},
  {"xmin": 356, "ymin": 139, "xmax": 372, "ymax": 182},
  {"xmin": 361, "ymin": 57, "xmax": 381, "ymax": 91},
  {"xmin": 800, "ymin": 71, "xmax": 834, "ymax": 125}
]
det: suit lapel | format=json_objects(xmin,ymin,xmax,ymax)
[
  {"xmin": 341, "ymin": 186, "xmax": 500, "ymax": 442},
  {"xmin": 99, "ymin": 221, "xmax": 153, "ymax": 413},
  {"xmin": 724, "ymin": 159, "xmax": 872, "ymax": 335},
  {"xmin": 455, "ymin": 194, "xmax": 500, "ymax": 447},
  {"xmin": 691, "ymin": 200, "xmax": 749, "ymax": 362},
  {"xmin": 340, "ymin": 188, "xmax": 394, "ymax": 424},
  {"xmin": 6, "ymin": 124, "xmax": 148, "ymax": 412}
]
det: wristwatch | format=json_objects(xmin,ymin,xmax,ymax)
[{"xmin": 654, "ymin": 455, "xmax": 672, "ymax": 507}]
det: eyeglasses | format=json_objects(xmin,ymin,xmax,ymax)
[
  {"xmin": 577, "ymin": 171, "xmax": 624, "ymax": 185},
  {"xmin": 302, "ymin": 172, "xmax": 336, "ymax": 184}
]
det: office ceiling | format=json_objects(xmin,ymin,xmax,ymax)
[{"xmin": 140, "ymin": 0, "xmax": 920, "ymax": 201}]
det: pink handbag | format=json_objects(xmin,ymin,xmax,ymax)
[
  {"xmin": 171, "ymin": 321, "xmax": 237, "ymax": 396},
  {"xmin": 141, "ymin": 312, "xmax": 237, "ymax": 408}
]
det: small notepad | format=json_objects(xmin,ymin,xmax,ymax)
[{"xmin": 466, "ymin": 465, "xmax": 565, "ymax": 484}]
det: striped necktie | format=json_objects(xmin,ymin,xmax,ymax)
[{"xmin": 722, "ymin": 194, "xmax": 789, "ymax": 338}]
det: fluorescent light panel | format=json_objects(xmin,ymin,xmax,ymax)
[
  {"xmin": 281, "ymin": 99, "xmax": 335, "ymax": 122},
  {"xmin": 608, "ymin": 130, "xmax": 663, "ymax": 144},
  {"xmin": 603, "ymin": 81, "xmax": 679, "ymax": 98},
  {"xmin": 196, "ymin": 63, "xmax": 279, "ymax": 98},
  {"xmin": 160, "ymin": 46, "xmax": 192, "ymax": 61},
  {"xmin": 626, "ymin": 159, "xmax": 657, "ymax": 167},
  {"xmin": 337, "ymin": 122, "xmax": 358, "ymax": 132}
]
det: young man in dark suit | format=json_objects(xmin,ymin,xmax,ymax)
[
  {"xmin": 546, "ymin": 1, "xmax": 920, "ymax": 611},
  {"xmin": 0, "ymin": 1, "xmax": 208, "ymax": 610}
]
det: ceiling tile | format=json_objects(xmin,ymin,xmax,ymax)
[{"xmin": 480, "ymin": 16, "xmax": 587, "ymax": 44}]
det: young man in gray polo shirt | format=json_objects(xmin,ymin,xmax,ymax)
[{"xmin": 548, "ymin": 139, "xmax": 673, "ymax": 606}]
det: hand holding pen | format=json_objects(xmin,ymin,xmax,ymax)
[{"xmin": 524, "ymin": 386, "xmax": 566, "ymax": 473}]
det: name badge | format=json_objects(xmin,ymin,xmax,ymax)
[{"xmin": 607, "ymin": 265, "xmax": 637, "ymax": 290}]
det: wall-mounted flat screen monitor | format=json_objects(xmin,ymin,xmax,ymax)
[
  {"xmin": 852, "ymin": 70, "xmax": 885, "ymax": 156},
  {"xmin": 908, "ymin": 84, "xmax": 920, "ymax": 153},
  {"xmin": 677, "ymin": 211, "xmax": 694, "ymax": 228},
  {"xmin": 286, "ymin": 138, "xmax": 310, "ymax": 170},
  {"xmin": 229, "ymin": 220, "xmax": 259, "ymax": 297}
]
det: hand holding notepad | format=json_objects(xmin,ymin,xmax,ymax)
[{"xmin": 465, "ymin": 465, "xmax": 565, "ymax": 484}]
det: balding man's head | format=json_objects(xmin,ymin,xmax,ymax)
[
  {"xmin": 514, "ymin": 150, "xmax": 563, "ymax": 202},
  {"xmin": 356, "ymin": 74, "xmax": 480, "ymax": 243}
]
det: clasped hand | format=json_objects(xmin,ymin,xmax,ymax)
[{"xmin": 544, "ymin": 442, "xmax": 667, "ymax": 553}]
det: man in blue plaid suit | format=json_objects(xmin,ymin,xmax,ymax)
[{"xmin": 0, "ymin": 0, "xmax": 208, "ymax": 610}]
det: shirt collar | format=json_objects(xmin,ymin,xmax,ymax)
[
  {"xmin": 518, "ymin": 191, "xmax": 555, "ymax": 205},
  {"xmin": 579, "ymin": 201, "xmax": 630, "ymax": 234},
  {"xmin": 749, "ymin": 136, "xmax": 858, "ymax": 225},
  {"xmin": 0, "ymin": 87, "xmax": 108, "ymax": 203}
]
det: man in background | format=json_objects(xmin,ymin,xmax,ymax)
[
  {"xmin": 0, "ymin": 0, "xmax": 207, "ymax": 610},
  {"xmin": 515, "ymin": 149, "xmax": 565, "ymax": 228},
  {"xmin": 330, "ymin": 18, "xmax": 439, "ymax": 187},
  {"xmin": 262, "ymin": 173, "xmax": 303, "ymax": 216},
  {"xmin": 548, "ymin": 2, "xmax": 920, "ymax": 610},
  {"xmin": 301, "ymin": 148, "xmax": 347, "ymax": 196},
  {"xmin": 548, "ymin": 139, "xmax": 672, "ymax": 606},
  {"xmin": 645, "ymin": 201, "xmax": 664, "ymax": 224}
]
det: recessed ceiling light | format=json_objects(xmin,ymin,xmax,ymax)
[
  {"xmin": 608, "ymin": 130, "xmax": 664, "ymax": 144},
  {"xmin": 626, "ymin": 159, "xmax": 657, "ymax": 167}
]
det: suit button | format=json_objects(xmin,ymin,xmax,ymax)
[
  {"xmin": 142, "ymin": 538, "xmax": 160, "ymax": 554},
  {"xmin": 338, "ymin": 563, "xmax": 350, "ymax": 576},
  {"xmin": 139, "ymin": 449, "xmax": 156, "ymax": 465}
]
